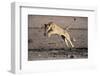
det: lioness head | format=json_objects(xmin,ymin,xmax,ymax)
[{"xmin": 44, "ymin": 22, "xmax": 53, "ymax": 36}]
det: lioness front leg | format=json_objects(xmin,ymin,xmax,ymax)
[{"xmin": 48, "ymin": 31, "xmax": 55, "ymax": 37}]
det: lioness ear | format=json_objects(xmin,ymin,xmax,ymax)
[
  {"xmin": 44, "ymin": 24, "xmax": 47, "ymax": 29},
  {"xmin": 44, "ymin": 24, "xmax": 47, "ymax": 26}
]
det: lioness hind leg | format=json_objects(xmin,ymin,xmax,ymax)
[
  {"xmin": 67, "ymin": 38, "xmax": 74, "ymax": 48},
  {"xmin": 64, "ymin": 38, "xmax": 70, "ymax": 48},
  {"xmin": 61, "ymin": 35, "xmax": 70, "ymax": 48}
]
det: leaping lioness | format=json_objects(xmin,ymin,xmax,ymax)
[{"xmin": 44, "ymin": 22, "xmax": 74, "ymax": 48}]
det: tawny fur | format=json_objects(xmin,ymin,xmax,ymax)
[{"xmin": 44, "ymin": 22, "xmax": 74, "ymax": 48}]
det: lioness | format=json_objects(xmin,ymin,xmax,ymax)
[{"xmin": 44, "ymin": 22, "xmax": 74, "ymax": 48}]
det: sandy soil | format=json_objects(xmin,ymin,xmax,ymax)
[{"xmin": 28, "ymin": 48, "xmax": 88, "ymax": 61}]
